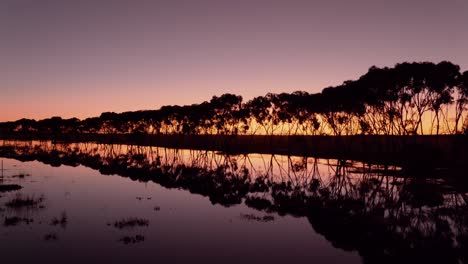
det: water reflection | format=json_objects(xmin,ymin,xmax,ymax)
[{"xmin": 0, "ymin": 140, "xmax": 467, "ymax": 263}]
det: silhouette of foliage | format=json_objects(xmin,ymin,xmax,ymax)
[{"xmin": 0, "ymin": 61, "xmax": 466, "ymax": 136}]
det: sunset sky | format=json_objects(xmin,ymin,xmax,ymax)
[{"xmin": 1, "ymin": 0, "xmax": 467, "ymax": 121}]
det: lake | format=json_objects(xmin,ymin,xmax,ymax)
[{"xmin": 0, "ymin": 140, "xmax": 466, "ymax": 263}]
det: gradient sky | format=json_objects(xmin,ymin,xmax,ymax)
[{"xmin": 1, "ymin": 0, "xmax": 467, "ymax": 121}]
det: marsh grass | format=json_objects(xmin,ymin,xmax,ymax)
[
  {"xmin": 4, "ymin": 216, "xmax": 34, "ymax": 226},
  {"xmin": 50, "ymin": 211, "xmax": 68, "ymax": 228},
  {"xmin": 5, "ymin": 193, "xmax": 45, "ymax": 209},
  {"xmin": 43, "ymin": 233, "xmax": 58, "ymax": 241},
  {"xmin": 240, "ymin": 213, "xmax": 275, "ymax": 222},
  {"xmin": 0, "ymin": 184, "xmax": 22, "ymax": 192},
  {"xmin": 119, "ymin": 235, "xmax": 145, "ymax": 244},
  {"xmin": 11, "ymin": 173, "xmax": 31, "ymax": 178},
  {"xmin": 113, "ymin": 218, "xmax": 149, "ymax": 229}
]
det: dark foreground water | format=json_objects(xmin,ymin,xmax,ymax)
[{"xmin": 0, "ymin": 141, "xmax": 467, "ymax": 264}]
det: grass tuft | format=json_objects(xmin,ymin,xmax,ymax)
[
  {"xmin": 113, "ymin": 217, "xmax": 149, "ymax": 229},
  {"xmin": 50, "ymin": 211, "xmax": 68, "ymax": 228},
  {"xmin": 5, "ymin": 193, "xmax": 45, "ymax": 209},
  {"xmin": 0, "ymin": 184, "xmax": 22, "ymax": 192},
  {"xmin": 240, "ymin": 213, "xmax": 275, "ymax": 222},
  {"xmin": 4, "ymin": 216, "xmax": 34, "ymax": 226},
  {"xmin": 119, "ymin": 235, "xmax": 145, "ymax": 244},
  {"xmin": 43, "ymin": 233, "xmax": 58, "ymax": 241}
]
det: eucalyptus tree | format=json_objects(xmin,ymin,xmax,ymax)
[
  {"xmin": 395, "ymin": 63, "xmax": 432, "ymax": 134},
  {"xmin": 209, "ymin": 93, "xmax": 243, "ymax": 135},
  {"xmin": 193, "ymin": 101, "xmax": 215, "ymax": 134},
  {"xmin": 13, "ymin": 118, "xmax": 37, "ymax": 133},
  {"xmin": 268, "ymin": 92, "xmax": 292, "ymax": 134},
  {"xmin": 353, "ymin": 66, "xmax": 400, "ymax": 135},
  {"xmin": 454, "ymin": 71, "xmax": 468, "ymax": 134},
  {"xmin": 319, "ymin": 83, "xmax": 365, "ymax": 136},
  {"xmin": 302, "ymin": 93, "xmax": 325, "ymax": 135},
  {"xmin": 289, "ymin": 91, "xmax": 312, "ymax": 135},
  {"xmin": 98, "ymin": 112, "xmax": 122, "ymax": 134},
  {"xmin": 0, "ymin": 61, "xmax": 465, "ymax": 137},
  {"xmin": 158, "ymin": 105, "xmax": 181, "ymax": 134},
  {"xmin": 81, "ymin": 117, "xmax": 101, "ymax": 133},
  {"xmin": 426, "ymin": 62, "xmax": 459, "ymax": 134},
  {"xmin": 274, "ymin": 91, "xmax": 319, "ymax": 135},
  {"xmin": 61, "ymin": 118, "xmax": 80, "ymax": 134},
  {"xmin": 36, "ymin": 116, "xmax": 63, "ymax": 135},
  {"xmin": 245, "ymin": 95, "xmax": 274, "ymax": 135}
]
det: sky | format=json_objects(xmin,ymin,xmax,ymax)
[{"xmin": 1, "ymin": 0, "xmax": 467, "ymax": 121}]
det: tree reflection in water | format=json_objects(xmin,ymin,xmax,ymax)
[{"xmin": 0, "ymin": 140, "xmax": 467, "ymax": 263}]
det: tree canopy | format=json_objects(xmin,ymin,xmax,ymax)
[{"xmin": 1, "ymin": 61, "xmax": 467, "ymax": 136}]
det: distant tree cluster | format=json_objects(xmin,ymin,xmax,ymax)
[{"xmin": 1, "ymin": 61, "xmax": 468, "ymax": 136}]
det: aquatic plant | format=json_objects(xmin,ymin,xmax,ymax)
[
  {"xmin": 11, "ymin": 173, "xmax": 31, "ymax": 178},
  {"xmin": 113, "ymin": 218, "xmax": 149, "ymax": 229},
  {"xmin": 0, "ymin": 184, "xmax": 22, "ymax": 192},
  {"xmin": 240, "ymin": 213, "xmax": 275, "ymax": 222},
  {"xmin": 43, "ymin": 233, "xmax": 58, "ymax": 241},
  {"xmin": 5, "ymin": 193, "xmax": 45, "ymax": 209},
  {"xmin": 4, "ymin": 216, "xmax": 34, "ymax": 226},
  {"xmin": 50, "ymin": 211, "xmax": 68, "ymax": 228},
  {"xmin": 118, "ymin": 235, "xmax": 145, "ymax": 244}
]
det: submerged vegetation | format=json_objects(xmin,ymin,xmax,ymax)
[{"xmin": 1, "ymin": 61, "xmax": 467, "ymax": 136}]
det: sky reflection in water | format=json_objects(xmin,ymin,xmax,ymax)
[{"xmin": 0, "ymin": 143, "xmax": 361, "ymax": 264}]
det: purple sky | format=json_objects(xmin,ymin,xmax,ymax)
[{"xmin": 1, "ymin": 0, "xmax": 467, "ymax": 121}]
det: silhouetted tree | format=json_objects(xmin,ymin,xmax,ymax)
[{"xmin": 0, "ymin": 61, "xmax": 466, "ymax": 137}]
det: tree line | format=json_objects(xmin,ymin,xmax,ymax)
[{"xmin": 1, "ymin": 61, "xmax": 468, "ymax": 136}]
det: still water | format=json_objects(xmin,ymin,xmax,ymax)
[{"xmin": 0, "ymin": 141, "xmax": 466, "ymax": 263}]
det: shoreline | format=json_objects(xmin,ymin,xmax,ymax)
[{"xmin": 1, "ymin": 133, "xmax": 467, "ymax": 167}]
